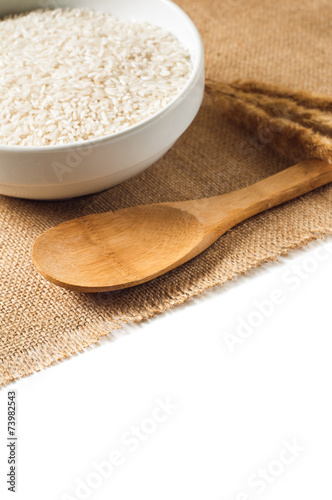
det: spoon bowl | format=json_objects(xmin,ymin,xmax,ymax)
[{"xmin": 33, "ymin": 205, "xmax": 206, "ymax": 291}]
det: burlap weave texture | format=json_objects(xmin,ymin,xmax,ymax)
[{"xmin": 1, "ymin": 0, "xmax": 332, "ymax": 385}]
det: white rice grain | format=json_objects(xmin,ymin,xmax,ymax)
[{"xmin": 0, "ymin": 8, "xmax": 192, "ymax": 146}]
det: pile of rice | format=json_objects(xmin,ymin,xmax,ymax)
[{"xmin": 0, "ymin": 8, "xmax": 192, "ymax": 147}]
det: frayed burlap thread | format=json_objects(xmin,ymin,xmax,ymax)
[{"xmin": 1, "ymin": 0, "xmax": 332, "ymax": 386}]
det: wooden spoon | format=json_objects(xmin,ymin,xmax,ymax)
[{"xmin": 32, "ymin": 159, "xmax": 332, "ymax": 292}]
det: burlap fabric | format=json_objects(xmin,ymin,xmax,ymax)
[{"xmin": 1, "ymin": 0, "xmax": 332, "ymax": 386}]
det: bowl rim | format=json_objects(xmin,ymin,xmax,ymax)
[{"xmin": 0, "ymin": 0, "xmax": 204, "ymax": 153}]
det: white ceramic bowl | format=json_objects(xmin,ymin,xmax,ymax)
[{"xmin": 0, "ymin": 0, "xmax": 204, "ymax": 200}]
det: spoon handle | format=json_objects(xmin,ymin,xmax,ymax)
[
  {"xmin": 229, "ymin": 158, "xmax": 332, "ymax": 217},
  {"xmin": 179, "ymin": 160, "xmax": 332, "ymax": 231}
]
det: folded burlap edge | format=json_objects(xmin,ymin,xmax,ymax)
[{"xmin": 1, "ymin": 229, "xmax": 330, "ymax": 388}]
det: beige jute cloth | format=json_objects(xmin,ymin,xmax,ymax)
[{"xmin": 1, "ymin": 0, "xmax": 332, "ymax": 386}]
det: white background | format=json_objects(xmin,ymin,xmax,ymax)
[{"xmin": 1, "ymin": 236, "xmax": 332, "ymax": 500}]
